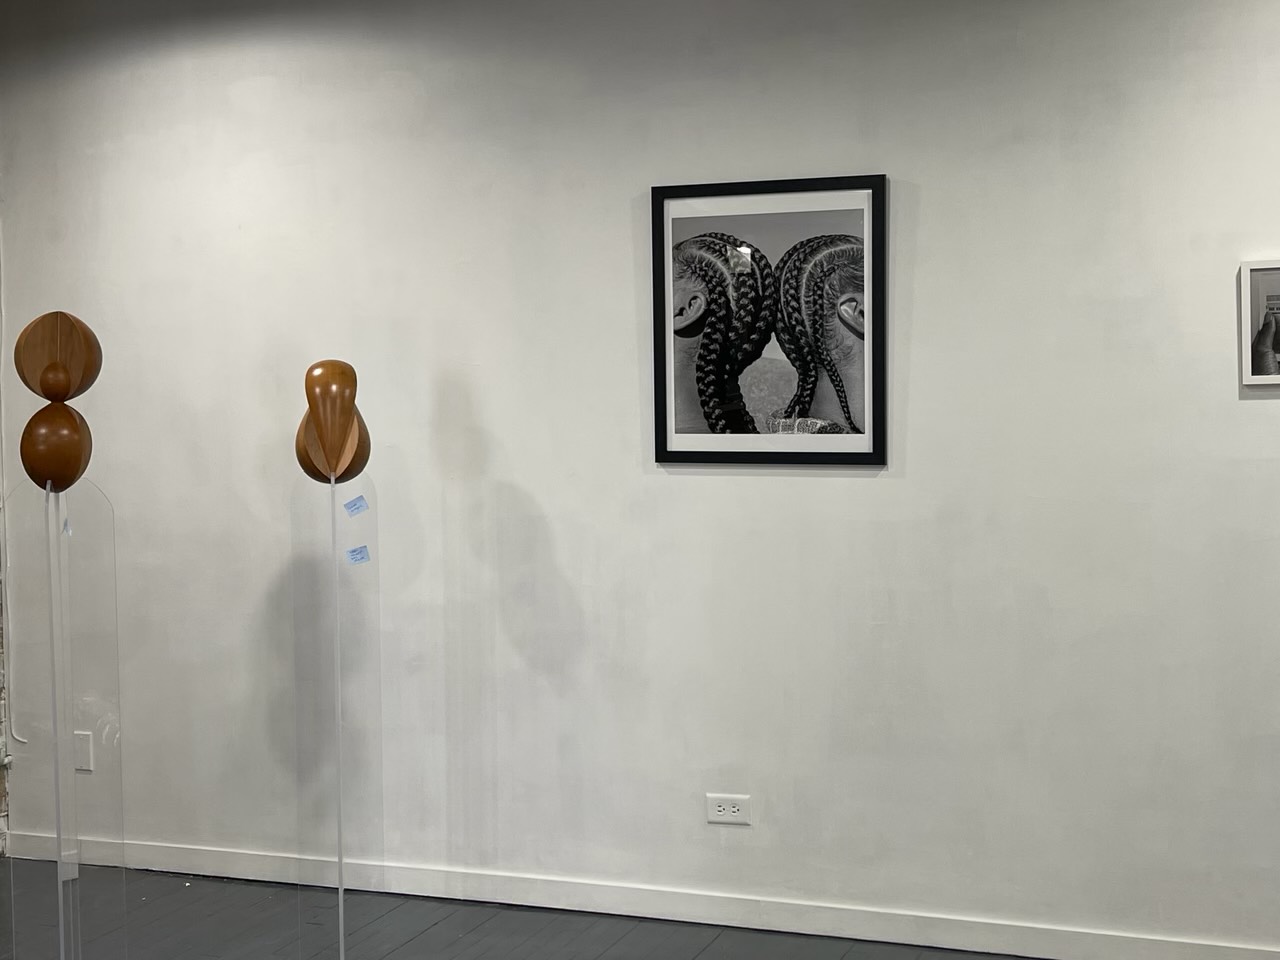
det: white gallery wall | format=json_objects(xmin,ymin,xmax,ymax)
[{"xmin": 2, "ymin": 1, "xmax": 1280, "ymax": 958}]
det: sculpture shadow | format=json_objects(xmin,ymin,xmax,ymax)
[
  {"xmin": 259, "ymin": 518, "xmax": 385, "ymax": 885},
  {"xmin": 428, "ymin": 371, "xmax": 591, "ymax": 869}
]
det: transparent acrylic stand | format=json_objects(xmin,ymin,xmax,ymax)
[
  {"xmin": 2, "ymin": 480, "xmax": 124, "ymax": 960},
  {"xmin": 290, "ymin": 472, "xmax": 384, "ymax": 960},
  {"xmin": 0, "ymin": 470, "xmax": 378, "ymax": 960}
]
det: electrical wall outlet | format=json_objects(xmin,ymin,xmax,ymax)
[
  {"xmin": 74, "ymin": 731, "xmax": 94, "ymax": 773},
  {"xmin": 706, "ymin": 793, "xmax": 751, "ymax": 825}
]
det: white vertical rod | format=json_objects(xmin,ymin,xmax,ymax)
[
  {"xmin": 57, "ymin": 492, "xmax": 81, "ymax": 960},
  {"xmin": 45, "ymin": 483, "xmax": 68, "ymax": 960},
  {"xmin": 330, "ymin": 476, "xmax": 346, "ymax": 960}
]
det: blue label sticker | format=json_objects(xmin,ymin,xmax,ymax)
[
  {"xmin": 344, "ymin": 495, "xmax": 369, "ymax": 517},
  {"xmin": 346, "ymin": 545, "xmax": 371, "ymax": 565}
]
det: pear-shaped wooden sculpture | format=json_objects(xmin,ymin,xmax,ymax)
[
  {"xmin": 295, "ymin": 360, "xmax": 370, "ymax": 483},
  {"xmin": 15, "ymin": 311, "xmax": 102, "ymax": 492}
]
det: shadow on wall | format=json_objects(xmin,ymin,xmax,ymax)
[
  {"xmin": 430, "ymin": 371, "xmax": 590, "ymax": 869},
  {"xmin": 238, "ymin": 371, "xmax": 589, "ymax": 878},
  {"xmin": 430, "ymin": 371, "xmax": 588, "ymax": 688},
  {"xmin": 260, "ymin": 542, "xmax": 385, "ymax": 871}
]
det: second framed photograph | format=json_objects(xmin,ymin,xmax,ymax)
[
  {"xmin": 1242, "ymin": 259, "xmax": 1280, "ymax": 385},
  {"xmin": 652, "ymin": 175, "xmax": 887, "ymax": 465}
]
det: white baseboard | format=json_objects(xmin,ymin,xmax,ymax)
[{"xmin": 8, "ymin": 832, "xmax": 1278, "ymax": 960}]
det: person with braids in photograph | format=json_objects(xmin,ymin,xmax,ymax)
[
  {"xmin": 670, "ymin": 232, "xmax": 777, "ymax": 433},
  {"xmin": 769, "ymin": 234, "xmax": 867, "ymax": 435}
]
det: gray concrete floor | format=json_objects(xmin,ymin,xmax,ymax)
[{"xmin": 1, "ymin": 860, "xmax": 1032, "ymax": 960}]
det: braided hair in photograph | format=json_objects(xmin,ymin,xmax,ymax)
[
  {"xmin": 774, "ymin": 234, "xmax": 864, "ymax": 433},
  {"xmin": 672, "ymin": 233, "xmax": 778, "ymax": 433}
]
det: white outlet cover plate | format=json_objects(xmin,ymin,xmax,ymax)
[
  {"xmin": 706, "ymin": 793, "xmax": 751, "ymax": 825},
  {"xmin": 74, "ymin": 731, "xmax": 94, "ymax": 772}
]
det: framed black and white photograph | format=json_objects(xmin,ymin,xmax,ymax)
[
  {"xmin": 652, "ymin": 175, "xmax": 887, "ymax": 465},
  {"xmin": 1242, "ymin": 258, "xmax": 1280, "ymax": 385}
]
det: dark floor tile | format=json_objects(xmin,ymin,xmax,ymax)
[
  {"xmin": 493, "ymin": 911, "xmax": 610, "ymax": 960},
  {"xmin": 189, "ymin": 888, "xmax": 307, "ymax": 959},
  {"xmin": 593, "ymin": 918, "xmax": 720, "ymax": 959},
  {"xmin": 522, "ymin": 914, "xmax": 640, "ymax": 960},
  {"xmin": 429, "ymin": 906, "xmax": 560, "ymax": 959},
  {"xmin": 377, "ymin": 901, "xmax": 501, "ymax": 959},
  {"xmin": 696, "ymin": 927, "xmax": 853, "ymax": 959},
  {"xmin": 842, "ymin": 942, "xmax": 923, "ymax": 959},
  {"xmin": 344, "ymin": 898, "xmax": 489, "ymax": 960},
  {"xmin": 0, "ymin": 861, "xmax": 18, "ymax": 960}
]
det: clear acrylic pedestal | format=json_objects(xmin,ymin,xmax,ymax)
[
  {"xmin": 0, "ymin": 469, "xmax": 381, "ymax": 960},
  {"xmin": 290, "ymin": 472, "xmax": 384, "ymax": 960},
  {"xmin": 3, "ymin": 480, "xmax": 124, "ymax": 960}
]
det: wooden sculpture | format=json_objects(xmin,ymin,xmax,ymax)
[
  {"xmin": 295, "ymin": 360, "xmax": 370, "ymax": 483},
  {"xmin": 15, "ymin": 311, "xmax": 102, "ymax": 492}
]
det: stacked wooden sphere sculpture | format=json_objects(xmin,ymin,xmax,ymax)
[
  {"xmin": 15, "ymin": 311, "xmax": 102, "ymax": 492},
  {"xmin": 295, "ymin": 360, "xmax": 370, "ymax": 483}
]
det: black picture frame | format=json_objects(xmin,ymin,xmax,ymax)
[{"xmin": 652, "ymin": 174, "xmax": 888, "ymax": 466}]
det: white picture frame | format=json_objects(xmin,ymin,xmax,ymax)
[{"xmin": 1241, "ymin": 258, "xmax": 1280, "ymax": 385}]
